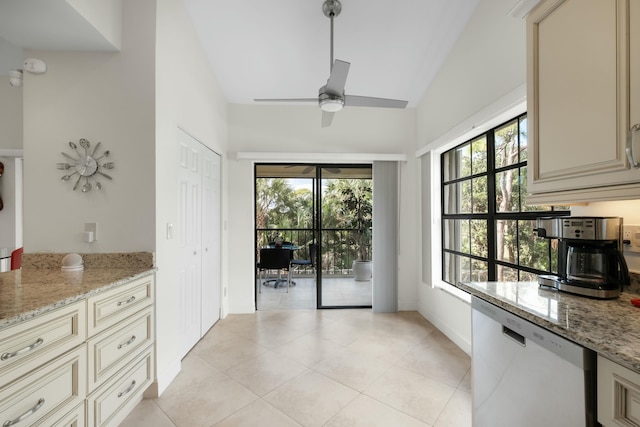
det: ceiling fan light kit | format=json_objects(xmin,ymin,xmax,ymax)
[
  {"xmin": 254, "ymin": 0, "xmax": 408, "ymax": 127},
  {"xmin": 319, "ymin": 93, "xmax": 344, "ymax": 112}
]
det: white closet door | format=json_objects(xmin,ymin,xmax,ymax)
[
  {"xmin": 177, "ymin": 131, "xmax": 203, "ymax": 359},
  {"xmin": 201, "ymin": 149, "xmax": 221, "ymax": 334}
]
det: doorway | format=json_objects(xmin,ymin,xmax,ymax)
[{"xmin": 255, "ymin": 163, "xmax": 372, "ymax": 310}]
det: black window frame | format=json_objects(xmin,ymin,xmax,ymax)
[{"xmin": 440, "ymin": 113, "xmax": 569, "ymax": 285}]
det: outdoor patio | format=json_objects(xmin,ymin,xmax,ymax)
[{"xmin": 256, "ymin": 276, "xmax": 372, "ymax": 310}]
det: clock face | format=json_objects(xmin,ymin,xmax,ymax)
[
  {"xmin": 57, "ymin": 138, "xmax": 114, "ymax": 192},
  {"xmin": 75, "ymin": 156, "xmax": 98, "ymax": 177}
]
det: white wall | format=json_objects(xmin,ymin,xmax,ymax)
[
  {"xmin": 22, "ymin": 0, "xmax": 156, "ymax": 253},
  {"xmin": 415, "ymin": 0, "xmax": 527, "ymax": 353},
  {"xmin": 155, "ymin": 0, "xmax": 229, "ymax": 393},
  {"xmin": 227, "ymin": 104, "xmax": 418, "ymax": 313},
  {"xmin": 0, "ymin": 82, "xmax": 23, "ymax": 150}
]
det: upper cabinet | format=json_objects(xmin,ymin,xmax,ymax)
[{"xmin": 527, "ymin": 0, "xmax": 640, "ymax": 204}]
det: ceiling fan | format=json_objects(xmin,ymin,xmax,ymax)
[{"xmin": 254, "ymin": 0, "xmax": 408, "ymax": 127}]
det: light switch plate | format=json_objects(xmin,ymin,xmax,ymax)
[
  {"xmin": 84, "ymin": 223, "xmax": 97, "ymax": 241},
  {"xmin": 623, "ymin": 225, "xmax": 640, "ymax": 253}
]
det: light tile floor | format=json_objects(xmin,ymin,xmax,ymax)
[{"xmin": 120, "ymin": 309, "xmax": 471, "ymax": 427}]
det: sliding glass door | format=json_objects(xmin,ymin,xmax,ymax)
[
  {"xmin": 255, "ymin": 164, "xmax": 372, "ymax": 309},
  {"xmin": 318, "ymin": 166, "xmax": 372, "ymax": 308}
]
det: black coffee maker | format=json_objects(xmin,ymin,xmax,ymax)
[{"xmin": 536, "ymin": 217, "xmax": 630, "ymax": 299}]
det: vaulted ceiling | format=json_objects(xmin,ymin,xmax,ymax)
[{"xmin": 0, "ymin": 0, "xmax": 506, "ymax": 109}]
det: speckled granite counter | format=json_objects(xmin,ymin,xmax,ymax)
[
  {"xmin": 457, "ymin": 280, "xmax": 640, "ymax": 374},
  {"xmin": 0, "ymin": 252, "xmax": 156, "ymax": 330}
]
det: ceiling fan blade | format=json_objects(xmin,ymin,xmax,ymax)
[
  {"xmin": 344, "ymin": 95, "xmax": 408, "ymax": 109},
  {"xmin": 325, "ymin": 60, "xmax": 350, "ymax": 95},
  {"xmin": 321, "ymin": 111, "xmax": 335, "ymax": 127},
  {"xmin": 254, "ymin": 98, "xmax": 318, "ymax": 103}
]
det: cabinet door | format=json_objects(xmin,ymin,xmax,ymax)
[
  {"xmin": 527, "ymin": 0, "xmax": 639, "ymax": 203},
  {"xmin": 630, "ymin": 0, "xmax": 640, "ymax": 167}
]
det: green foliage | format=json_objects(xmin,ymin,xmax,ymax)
[
  {"xmin": 255, "ymin": 177, "xmax": 374, "ymax": 266},
  {"xmin": 322, "ymin": 179, "xmax": 372, "ymax": 260}
]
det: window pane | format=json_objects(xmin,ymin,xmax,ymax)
[
  {"xmin": 519, "ymin": 116, "xmax": 528, "ymax": 162},
  {"xmin": 443, "ymin": 143, "xmax": 471, "ymax": 181},
  {"xmin": 551, "ymin": 238, "xmax": 560, "ymax": 274},
  {"xmin": 519, "ymin": 271, "xmax": 538, "ymax": 282},
  {"xmin": 460, "ymin": 256, "xmax": 471, "ymax": 283},
  {"xmin": 460, "ymin": 220, "xmax": 471, "ymax": 254},
  {"xmin": 443, "ymin": 183, "xmax": 458, "ymax": 214},
  {"xmin": 497, "ymin": 265, "xmax": 519, "ymax": 282},
  {"xmin": 444, "ymin": 219, "xmax": 470, "ymax": 253},
  {"xmin": 443, "ymin": 252, "xmax": 467, "ymax": 285},
  {"xmin": 496, "ymin": 169, "xmax": 520, "ymax": 212},
  {"xmin": 472, "ymin": 176, "xmax": 488, "ymax": 213},
  {"xmin": 472, "ymin": 260, "xmax": 488, "ymax": 282},
  {"xmin": 443, "ymin": 219, "xmax": 455, "ymax": 251},
  {"xmin": 443, "ymin": 252, "xmax": 456, "ymax": 284},
  {"xmin": 496, "ymin": 219, "xmax": 517, "ymax": 263},
  {"xmin": 495, "ymin": 120, "xmax": 519, "ymax": 168},
  {"xmin": 460, "ymin": 180, "xmax": 472, "ymax": 213},
  {"xmin": 471, "ymin": 137, "xmax": 487, "ymax": 174},
  {"xmin": 470, "ymin": 220, "xmax": 488, "ymax": 258},
  {"xmin": 518, "ymin": 219, "xmax": 550, "ymax": 271},
  {"xmin": 444, "ymin": 181, "xmax": 473, "ymax": 215}
]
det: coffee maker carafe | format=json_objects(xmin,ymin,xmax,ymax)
[{"xmin": 536, "ymin": 217, "xmax": 630, "ymax": 299}]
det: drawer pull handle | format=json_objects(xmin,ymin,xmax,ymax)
[
  {"xmin": 117, "ymin": 296, "xmax": 136, "ymax": 306},
  {"xmin": 3, "ymin": 397, "xmax": 45, "ymax": 426},
  {"xmin": 627, "ymin": 123, "xmax": 640, "ymax": 169},
  {"xmin": 1, "ymin": 338, "xmax": 44, "ymax": 361},
  {"xmin": 118, "ymin": 380, "xmax": 136, "ymax": 398},
  {"xmin": 118, "ymin": 335, "xmax": 136, "ymax": 349}
]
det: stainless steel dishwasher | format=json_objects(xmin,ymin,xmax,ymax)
[{"xmin": 472, "ymin": 296, "xmax": 597, "ymax": 427}]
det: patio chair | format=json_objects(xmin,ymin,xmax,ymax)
[
  {"xmin": 257, "ymin": 247, "xmax": 292, "ymax": 293},
  {"xmin": 290, "ymin": 243, "xmax": 317, "ymax": 279}
]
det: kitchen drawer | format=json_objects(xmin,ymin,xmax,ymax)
[
  {"xmin": 598, "ymin": 355, "xmax": 640, "ymax": 427},
  {"xmin": 0, "ymin": 346, "xmax": 86, "ymax": 427},
  {"xmin": 87, "ymin": 306, "xmax": 154, "ymax": 393},
  {"xmin": 0, "ymin": 301, "xmax": 86, "ymax": 386},
  {"xmin": 87, "ymin": 276, "xmax": 154, "ymax": 336},
  {"xmin": 36, "ymin": 401, "xmax": 85, "ymax": 427},
  {"xmin": 87, "ymin": 346, "xmax": 154, "ymax": 427}
]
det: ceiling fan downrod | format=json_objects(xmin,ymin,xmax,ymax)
[{"xmin": 323, "ymin": 0, "xmax": 342, "ymax": 72}]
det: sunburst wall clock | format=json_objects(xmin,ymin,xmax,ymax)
[{"xmin": 56, "ymin": 138, "xmax": 114, "ymax": 192}]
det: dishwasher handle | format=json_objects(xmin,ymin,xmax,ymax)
[{"xmin": 503, "ymin": 325, "xmax": 526, "ymax": 346}]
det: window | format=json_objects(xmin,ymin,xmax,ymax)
[{"xmin": 441, "ymin": 113, "xmax": 568, "ymax": 285}]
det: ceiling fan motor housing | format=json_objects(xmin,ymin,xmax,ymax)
[
  {"xmin": 319, "ymin": 86, "xmax": 345, "ymax": 112},
  {"xmin": 323, "ymin": 0, "xmax": 342, "ymax": 18}
]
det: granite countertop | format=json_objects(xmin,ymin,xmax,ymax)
[
  {"xmin": 457, "ymin": 280, "xmax": 640, "ymax": 374},
  {"xmin": 0, "ymin": 252, "xmax": 157, "ymax": 330}
]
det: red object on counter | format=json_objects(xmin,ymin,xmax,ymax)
[{"xmin": 630, "ymin": 298, "xmax": 640, "ymax": 307}]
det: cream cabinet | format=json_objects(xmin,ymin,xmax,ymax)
[
  {"xmin": 0, "ymin": 274, "xmax": 155, "ymax": 427},
  {"xmin": 598, "ymin": 355, "xmax": 640, "ymax": 427},
  {"xmin": 527, "ymin": 0, "xmax": 640, "ymax": 204}
]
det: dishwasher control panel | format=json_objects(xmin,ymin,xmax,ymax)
[{"xmin": 472, "ymin": 296, "xmax": 591, "ymax": 370}]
